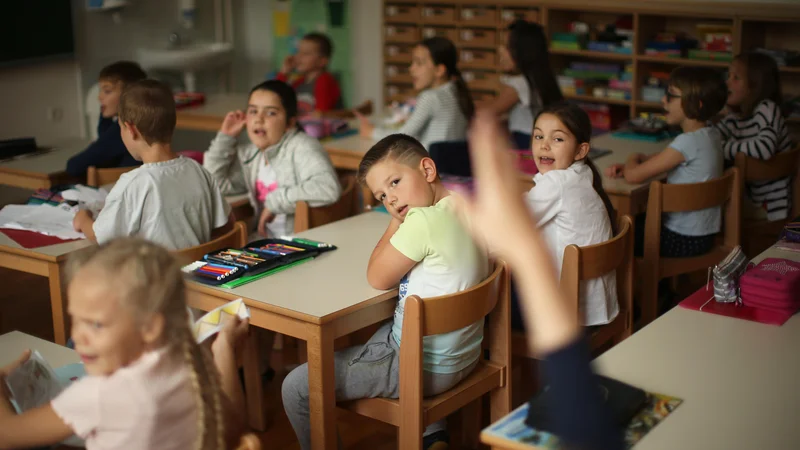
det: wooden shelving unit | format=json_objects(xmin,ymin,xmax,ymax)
[{"xmin": 382, "ymin": 0, "xmax": 800, "ymax": 127}]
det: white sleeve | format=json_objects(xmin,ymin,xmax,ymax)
[
  {"xmin": 372, "ymin": 90, "xmax": 435, "ymax": 142},
  {"xmin": 526, "ymin": 176, "xmax": 563, "ymax": 227},
  {"xmin": 92, "ymin": 177, "xmax": 142, "ymax": 243}
]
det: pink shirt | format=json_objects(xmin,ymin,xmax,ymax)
[{"xmin": 51, "ymin": 347, "xmax": 198, "ymax": 450}]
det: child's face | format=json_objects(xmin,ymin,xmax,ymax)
[
  {"xmin": 409, "ymin": 45, "xmax": 443, "ymax": 91},
  {"xmin": 532, "ymin": 113, "xmax": 589, "ymax": 174},
  {"xmin": 98, "ymin": 79, "xmax": 123, "ymax": 118},
  {"xmin": 295, "ymin": 39, "xmax": 328, "ymax": 74},
  {"xmin": 661, "ymin": 85, "xmax": 687, "ymax": 126},
  {"xmin": 67, "ymin": 268, "xmax": 153, "ymax": 376},
  {"xmin": 498, "ymin": 45, "xmax": 515, "ymax": 72},
  {"xmin": 365, "ymin": 157, "xmax": 437, "ymax": 221},
  {"xmin": 246, "ymin": 89, "xmax": 292, "ymax": 150},
  {"xmin": 726, "ymin": 60, "xmax": 747, "ymax": 108}
]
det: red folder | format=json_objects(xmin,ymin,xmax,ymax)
[
  {"xmin": 679, "ymin": 281, "xmax": 795, "ymax": 326},
  {"xmin": 1, "ymin": 228, "xmax": 81, "ymax": 249}
]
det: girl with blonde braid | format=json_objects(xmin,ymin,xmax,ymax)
[{"xmin": 0, "ymin": 239, "xmax": 245, "ymax": 449}]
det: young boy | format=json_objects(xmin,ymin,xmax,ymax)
[
  {"xmin": 276, "ymin": 32, "xmax": 341, "ymax": 114},
  {"xmin": 281, "ymin": 134, "xmax": 489, "ymax": 450},
  {"xmin": 72, "ymin": 79, "xmax": 230, "ymax": 250},
  {"xmin": 66, "ymin": 61, "xmax": 147, "ymax": 178}
]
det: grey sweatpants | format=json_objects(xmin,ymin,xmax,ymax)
[{"xmin": 281, "ymin": 321, "xmax": 478, "ymax": 450}]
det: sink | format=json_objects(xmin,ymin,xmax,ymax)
[{"xmin": 137, "ymin": 42, "xmax": 234, "ymax": 72}]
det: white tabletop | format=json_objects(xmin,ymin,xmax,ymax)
[
  {"xmin": 0, "ymin": 138, "xmax": 90, "ymax": 176},
  {"xmin": 593, "ymin": 245, "xmax": 800, "ymax": 449},
  {"xmin": 0, "ymin": 331, "xmax": 78, "ymax": 368},
  {"xmin": 198, "ymin": 211, "xmax": 393, "ymax": 320},
  {"xmin": 324, "ymin": 133, "xmax": 375, "ymax": 157},
  {"xmin": 177, "ymin": 93, "xmax": 248, "ymax": 118},
  {"xmin": 0, "ymin": 231, "xmax": 91, "ymax": 259}
]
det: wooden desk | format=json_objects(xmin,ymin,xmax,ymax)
[
  {"xmin": 186, "ymin": 212, "xmax": 397, "ymax": 449},
  {"xmin": 0, "ymin": 331, "xmax": 78, "ymax": 368},
  {"xmin": 176, "ymin": 94, "xmax": 248, "ymax": 132},
  {"xmin": 0, "ymin": 233, "xmax": 92, "ymax": 345},
  {"xmin": 0, "ymin": 139, "xmax": 89, "ymax": 190},
  {"xmin": 482, "ymin": 245, "xmax": 800, "ymax": 450}
]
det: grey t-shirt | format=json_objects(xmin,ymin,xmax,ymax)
[
  {"xmin": 94, "ymin": 156, "xmax": 231, "ymax": 249},
  {"xmin": 663, "ymin": 127, "xmax": 723, "ymax": 236}
]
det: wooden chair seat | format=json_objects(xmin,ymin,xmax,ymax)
[
  {"xmin": 340, "ymin": 360, "xmax": 504, "ymax": 427},
  {"xmin": 86, "ymin": 165, "xmax": 136, "ymax": 187},
  {"xmin": 171, "ymin": 220, "xmax": 247, "ymax": 264},
  {"xmin": 656, "ymin": 247, "xmax": 734, "ymax": 279},
  {"xmin": 293, "ymin": 172, "xmax": 359, "ymax": 233}
]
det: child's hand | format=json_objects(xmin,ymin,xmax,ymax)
[
  {"xmin": 280, "ymin": 55, "xmax": 296, "ymax": 75},
  {"xmin": 354, "ymin": 111, "xmax": 374, "ymax": 139},
  {"xmin": 257, "ymin": 207, "xmax": 276, "ymax": 236},
  {"xmin": 457, "ymin": 110, "xmax": 537, "ymax": 259},
  {"xmin": 72, "ymin": 209, "xmax": 92, "ymax": 232},
  {"xmin": 605, "ymin": 164, "xmax": 625, "ymax": 178},
  {"xmin": 0, "ymin": 350, "xmax": 31, "ymax": 399},
  {"xmin": 212, "ymin": 316, "xmax": 250, "ymax": 356},
  {"xmin": 221, "ymin": 110, "xmax": 247, "ymax": 137}
]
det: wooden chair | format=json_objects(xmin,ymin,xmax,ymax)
[
  {"xmin": 171, "ymin": 220, "xmax": 247, "ymax": 264},
  {"xmin": 294, "ymin": 172, "xmax": 359, "ymax": 232},
  {"xmin": 235, "ymin": 433, "xmax": 262, "ymax": 450},
  {"xmin": 734, "ymin": 146, "xmax": 800, "ymax": 256},
  {"xmin": 86, "ymin": 165, "xmax": 136, "ymax": 187},
  {"xmin": 638, "ymin": 167, "xmax": 741, "ymax": 325},
  {"xmin": 339, "ymin": 260, "xmax": 511, "ymax": 450},
  {"xmin": 510, "ymin": 215, "xmax": 635, "ymax": 403}
]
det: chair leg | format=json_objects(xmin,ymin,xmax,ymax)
[
  {"xmin": 461, "ymin": 399, "xmax": 483, "ymax": 449},
  {"xmin": 640, "ymin": 271, "xmax": 659, "ymax": 326}
]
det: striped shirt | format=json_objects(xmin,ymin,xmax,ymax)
[
  {"xmin": 373, "ymin": 81, "xmax": 469, "ymax": 149},
  {"xmin": 715, "ymin": 99, "xmax": 794, "ymax": 221}
]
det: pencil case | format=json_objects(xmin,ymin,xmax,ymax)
[{"xmin": 182, "ymin": 261, "xmax": 245, "ymax": 286}]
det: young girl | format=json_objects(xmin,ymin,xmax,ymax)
[
  {"xmin": 357, "ymin": 37, "xmax": 474, "ymax": 149},
  {"xmin": 606, "ymin": 66, "xmax": 728, "ymax": 257},
  {"xmin": 0, "ymin": 239, "xmax": 245, "ymax": 449},
  {"xmin": 204, "ymin": 79, "xmax": 341, "ymax": 237},
  {"xmin": 523, "ymin": 102, "xmax": 618, "ymax": 328},
  {"xmin": 488, "ymin": 20, "xmax": 563, "ymax": 150},
  {"xmin": 715, "ymin": 51, "xmax": 793, "ymax": 221}
]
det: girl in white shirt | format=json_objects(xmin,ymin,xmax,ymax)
[
  {"xmin": 357, "ymin": 37, "xmax": 474, "ymax": 149},
  {"xmin": 488, "ymin": 20, "xmax": 563, "ymax": 150},
  {"xmin": 0, "ymin": 239, "xmax": 246, "ymax": 450},
  {"xmin": 522, "ymin": 102, "xmax": 619, "ymax": 327}
]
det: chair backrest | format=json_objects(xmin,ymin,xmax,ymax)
[
  {"xmin": 644, "ymin": 167, "xmax": 741, "ymax": 252},
  {"xmin": 86, "ymin": 165, "xmax": 136, "ymax": 188},
  {"xmin": 735, "ymin": 146, "xmax": 800, "ymax": 217},
  {"xmin": 172, "ymin": 220, "xmax": 247, "ymax": 264},
  {"xmin": 235, "ymin": 433, "xmax": 262, "ymax": 450},
  {"xmin": 294, "ymin": 173, "xmax": 359, "ymax": 232},
  {"xmin": 560, "ymin": 215, "xmax": 634, "ymax": 327},
  {"xmin": 428, "ymin": 141, "xmax": 472, "ymax": 177}
]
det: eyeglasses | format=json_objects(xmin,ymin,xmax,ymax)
[{"xmin": 665, "ymin": 91, "xmax": 682, "ymax": 101}]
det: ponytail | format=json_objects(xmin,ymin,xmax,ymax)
[
  {"xmin": 451, "ymin": 69, "xmax": 475, "ymax": 121},
  {"xmin": 584, "ymin": 157, "xmax": 616, "ymax": 233},
  {"xmin": 181, "ymin": 327, "xmax": 226, "ymax": 450},
  {"xmin": 507, "ymin": 20, "xmax": 563, "ymax": 115}
]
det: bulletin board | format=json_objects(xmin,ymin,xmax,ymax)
[{"xmin": 271, "ymin": 0, "xmax": 352, "ymax": 108}]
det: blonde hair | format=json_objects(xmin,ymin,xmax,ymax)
[{"xmin": 67, "ymin": 239, "xmax": 226, "ymax": 450}]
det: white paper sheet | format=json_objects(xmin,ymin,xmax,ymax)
[
  {"xmin": 0, "ymin": 203, "xmax": 85, "ymax": 240},
  {"xmin": 192, "ymin": 298, "xmax": 251, "ymax": 343}
]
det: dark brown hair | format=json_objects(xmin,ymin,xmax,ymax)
[
  {"xmin": 668, "ymin": 66, "xmax": 728, "ymax": 121},
  {"xmin": 534, "ymin": 102, "xmax": 616, "ymax": 228},
  {"xmin": 420, "ymin": 37, "xmax": 475, "ymax": 121},
  {"xmin": 118, "ymin": 79, "xmax": 176, "ymax": 146},
  {"xmin": 357, "ymin": 134, "xmax": 430, "ymax": 185},
  {"xmin": 507, "ymin": 20, "xmax": 563, "ymax": 114},
  {"xmin": 731, "ymin": 51, "xmax": 783, "ymax": 117},
  {"xmin": 303, "ymin": 32, "xmax": 333, "ymax": 59},
  {"xmin": 98, "ymin": 61, "xmax": 147, "ymax": 85},
  {"xmin": 249, "ymin": 79, "xmax": 299, "ymax": 127}
]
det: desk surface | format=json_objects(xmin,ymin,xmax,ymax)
[
  {"xmin": 190, "ymin": 211, "xmax": 394, "ymax": 321},
  {"xmin": 0, "ymin": 138, "xmax": 89, "ymax": 178},
  {"xmin": 177, "ymin": 93, "xmax": 248, "ymax": 120},
  {"xmin": 0, "ymin": 331, "xmax": 78, "ymax": 368},
  {"xmin": 0, "ymin": 231, "xmax": 91, "ymax": 260}
]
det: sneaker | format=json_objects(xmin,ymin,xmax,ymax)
[{"xmin": 423, "ymin": 430, "xmax": 449, "ymax": 450}]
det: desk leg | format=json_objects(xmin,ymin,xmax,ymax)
[
  {"xmin": 48, "ymin": 262, "xmax": 68, "ymax": 345},
  {"xmin": 307, "ymin": 323, "xmax": 337, "ymax": 450},
  {"xmin": 243, "ymin": 330, "xmax": 267, "ymax": 431}
]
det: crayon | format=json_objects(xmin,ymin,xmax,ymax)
[
  {"xmin": 194, "ymin": 271, "xmax": 223, "ymax": 281},
  {"xmin": 248, "ymin": 247, "xmax": 284, "ymax": 256},
  {"xmin": 206, "ymin": 262, "xmax": 237, "ymax": 271},
  {"xmin": 196, "ymin": 268, "xmax": 225, "ymax": 279},
  {"xmin": 198, "ymin": 266, "xmax": 228, "ymax": 275},
  {"xmin": 205, "ymin": 255, "xmax": 249, "ymax": 269},
  {"xmin": 272, "ymin": 243, "xmax": 304, "ymax": 252},
  {"xmin": 289, "ymin": 237, "xmax": 331, "ymax": 248}
]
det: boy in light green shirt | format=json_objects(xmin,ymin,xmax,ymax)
[{"xmin": 281, "ymin": 134, "xmax": 488, "ymax": 450}]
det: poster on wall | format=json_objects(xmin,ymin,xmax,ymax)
[
  {"xmin": 273, "ymin": 0, "xmax": 291, "ymax": 37},
  {"xmin": 326, "ymin": 0, "xmax": 346, "ymax": 28}
]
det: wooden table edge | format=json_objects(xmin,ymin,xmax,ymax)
[
  {"xmin": 0, "ymin": 166, "xmax": 55, "ymax": 179},
  {"xmin": 0, "ymin": 244, "xmax": 67, "ymax": 264}
]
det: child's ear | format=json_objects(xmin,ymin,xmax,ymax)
[
  {"xmin": 123, "ymin": 122, "xmax": 142, "ymax": 142},
  {"xmin": 287, "ymin": 117, "xmax": 297, "ymax": 129},
  {"xmin": 435, "ymin": 64, "xmax": 447, "ymax": 81},
  {"xmin": 575, "ymin": 142, "xmax": 591, "ymax": 161},
  {"xmin": 420, "ymin": 157, "xmax": 438, "ymax": 182},
  {"xmin": 140, "ymin": 313, "xmax": 165, "ymax": 346}
]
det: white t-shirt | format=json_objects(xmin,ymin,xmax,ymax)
[
  {"xmin": 526, "ymin": 161, "xmax": 619, "ymax": 326},
  {"xmin": 501, "ymin": 75, "xmax": 540, "ymax": 135},
  {"xmin": 93, "ymin": 156, "xmax": 230, "ymax": 250},
  {"xmin": 255, "ymin": 162, "xmax": 289, "ymax": 237},
  {"xmin": 51, "ymin": 348, "xmax": 198, "ymax": 450},
  {"xmin": 389, "ymin": 195, "xmax": 489, "ymax": 374}
]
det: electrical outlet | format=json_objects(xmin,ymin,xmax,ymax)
[{"xmin": 47, "ymin": 107, "xmax": 64, "ymax": 123}]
